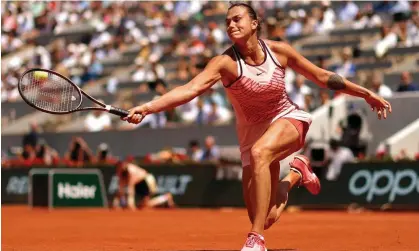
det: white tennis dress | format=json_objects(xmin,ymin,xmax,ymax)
[{"xmin": 223, "ymin": 39, "xmax": 312, "ymax": 167}]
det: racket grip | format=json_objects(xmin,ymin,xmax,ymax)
[{"xmin": 109, "ymin": 107, "xmax": 129, "ymax": 117}]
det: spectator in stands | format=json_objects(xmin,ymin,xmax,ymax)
[
  {"xmin": 304, "ymin": 93, "xmax": 316, "ymax": 112},
  {"xmin": 35, "ymin": 139, "xmax": 59, "ymax": 166},
  {"xmin": 319, "ymin": 89, "xmax": 331, "ymax": 106},
  {"xmin": 96, "ymin": 143, "xmax": 118, "ymax": 165},
  {"xmin": 375, "ymin": 24, "xmax": 398, "ymax": 58},
  {"xmin": 201, "ymin": 135, "xmax": 220, "ymax": 162},
  {"xmin": 369, "ymin": 71, "xmax": 393, "ymax": 98},
  {"xmin": 86, "ymin": 52, "xmax": 103, "ymax": 81},
  {"xmin": 190, "ymin": 18, "xmax": 207, "ymax": 42},
  {"xmin": 188, "ymin": 35, "xmax": 206, "ymax": 56},
  {"xmin": 207, "ymin": 21, "xmax": 225, "ymax": 46},
  {"xmin": 316, "ymin": 55, "xmax": 329, "ymax": 71},
  {"xmin": 1, "ymin": 31, "xmax": 24, "ymax": 54},
  {"xmin": 84, "ymin": 102, "xmax": 112, "ymax": 132},
  {"xmin": 374, "ymin": 143, "xmax": 393, "ymax": 161},
  {"xmin": 18, "ymin": 143, "xmax": 36, "ymax": 165},
  {"xmin": 204, "ymin": 100, "xmax": 233, "ymax": 125},
  {"xmin": 409, "ymin": 11, "xmax": 419, "ymax": 45},
  {"xmin": 22, "ymin": 122, "xmax": 39, "ymax": 149},
  {"xmin": 3, "ymin": 70, "xmax": 20, "ymax": 102},
  {"xmin": 64, "ymin": 137, "xmax": 94, "ymax": 167},
  {"xmin": 203, "ymin": 86, "xmax": 227, "ymax": 108},
  {"xmin": 301, "ymin": 8, "xmax": 317, "ymax": 34},
  {"xmin": 397, "ymin": 71, "xmax": 419, "ymax": 92},
  {"xmin": 335, "ymin": 47, "xmax": 356, "ymax": 79},
  {"xmin": 288, "ymin": 75, "xmax": 312, "ymax": 110},
  {"xmin": 194, "ymin": 91, "xmax": 232, "ymax": 126},
  {"xmin": 195, "ymin": 97, "xmax": 206, "ymax": 125},
  {"xmin": 137, "ymin": 96, "xmax": 167, "ymax": 129},
  {"xmin": 173, "ymin": 57, "xmax": 191, "ymax": 81},
  {"xmin": 177, "ymin": 97, "xmax": 199, "ymax": 124},
  {"xmin": 373, "ymin": 1, "xmax": 397, "ymax": 13},
  {"xmin": 352, "ymin": 4, "xmax": 382, "ymax": 30},
  {"xmin": 325, "ymin": 139, "xmax": 356, "ymax": 181},
  {"xmin": 131, "ymin": 58, "xmax": 148, "ymax": 82},
  {"xmin": 2, "ymin": 150, "xmax": 11, "ymax": 168},
  {"xmin": 149, "ymin": 55, "xmax": 166, "ymax": 82},
  {"xmin": 153, "ymin": 79, "xmax": 168, "ymax": 96},
  {"xmin": 393, "ymin": 11, "xmax": 419, "ymax": 47},
  {"xmin": 188, "ymin": 140, "xmax": 203, "ymax": 162},
  {"xmin": 314, "ymin": 1, "xmax": 336, "ymax": 34},
  {"xmin": 153, "ymin": 147, "xmax": 183, "ymax": 163},
  {"xmin": 338, "ymin": 1, "xmax": 359, "ymax": 22},
  {"xmin": 139, "ymin": 109, "xmax": 167, "ymax": 129},
  {"xmin": 264, "ymin": 17, "xmax": 280, "ymax": 41},
  {"xmin": 286, "ymin": 10, "xmax": 304, "ymax": 37}
]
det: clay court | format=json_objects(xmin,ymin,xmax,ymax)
[{"xmin": 2, "ymin": 206, "xmax": 418, "ymax": 251}]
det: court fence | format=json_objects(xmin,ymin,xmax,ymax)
[{"xmin": 2, "ymin": 162, "xmax": 419, "ymax": 210}]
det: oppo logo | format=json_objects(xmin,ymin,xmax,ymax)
[{"xmin": 349, "ymin": 169, "xmax": 419, "ymax": 202}]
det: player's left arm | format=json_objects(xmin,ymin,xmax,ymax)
[{"xmin": 268, "ymin": 41, "xmax": 392, "ymax": 119}]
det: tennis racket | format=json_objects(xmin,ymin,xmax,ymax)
[{"xmin": 18, "ymin": 68, "xmax": 129, "ymax": 117}]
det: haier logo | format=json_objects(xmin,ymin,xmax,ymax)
[
  {"xmin": 57, "ymin": 182, "xmax": 96, "ymax": 199},
  {"xmin": 349, "ymin": 169, "xmax": 419, "ymax": 202}
]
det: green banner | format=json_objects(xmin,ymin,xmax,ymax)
[{"xmin": 51, "ymin": 171, "xmax": 106, "ymax": 207}]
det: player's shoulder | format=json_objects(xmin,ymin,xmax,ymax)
[
  {"xmin": 206, "ymin": 47, "xmax": 237, "ymax": 69},
  {"xmin": 264, "ymin": 39, "xmax": 294, "ymax": 55},
  {"xmin": 216, "ymin": 47, "xmax": 237, "ymax": 63}
]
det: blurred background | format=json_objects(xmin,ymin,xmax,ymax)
[{"xmin": 1, "ymin": 0, "xmax": 419, "ymax": 210}]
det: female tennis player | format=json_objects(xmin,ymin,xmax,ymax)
[
  {"xmin": 112, "ymin": 160, "xmax": 175, "ymax": 210},
  {"xmin": 123, "ymin": 3, "xmax": 392, "ymax": 250}
]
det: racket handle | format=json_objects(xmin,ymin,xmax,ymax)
[{"xmin": 109, "ymin": 106, "xmax": 129, "ymax": 117}]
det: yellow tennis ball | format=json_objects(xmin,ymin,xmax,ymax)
[{"xmin": 34, "ymin": 71, "xmax": 48, "ymax": 79}]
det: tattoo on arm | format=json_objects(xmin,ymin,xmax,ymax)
[{"xmin": 327, "ymin": 74, "xmax": 346, "ymax": 90}]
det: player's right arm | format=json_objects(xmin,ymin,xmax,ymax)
[{"xmin": 123, "ymin": 55, "xmax": 228, "ymax": 124}]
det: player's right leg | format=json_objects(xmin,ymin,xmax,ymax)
[{"xmin": 242, "ymin": 160, "xmax": 300, "ymax": 230}]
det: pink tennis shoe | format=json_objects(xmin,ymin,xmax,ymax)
[
  {"xmin": 241, "ymin": 232, "xmax": 267, "ymax": 251},
  {"xmin": 289, "ymin": 154, "xmax": 321, "ymax": 195}
]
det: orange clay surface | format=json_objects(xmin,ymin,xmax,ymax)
[{"xmin": 2, "ymin": 206, "xmax": 419, "ymax": 251}]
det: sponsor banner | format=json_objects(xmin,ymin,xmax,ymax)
[
  {"xmin": 51, "ymin": 172, "xmax": 105, "ymax": 207},
  {"xmin": 1, "ymin": 164, "xmax": 217, "ymax": 207},
  {"xmin": 104, "ymin": 164, "xmax": 216, "ymax": 206},
  {"xmin": 2, "ymin": 168, "xmax": 29, "ymax": 204},
  {"xmin": 288, "ymin": 162, "xmax": 419, "ymax": 208},
  {"xmin": 2, "ymin": 162, "xmax": 418, "ymax": 209}
]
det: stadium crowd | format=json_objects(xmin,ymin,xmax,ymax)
[
  {"xmin": 2, "ymin": 1, "xmax": 419, "ymax": 169},
  {"xmin": 1, "ymin": 119, "xmax": 224, "ymax": 168}
]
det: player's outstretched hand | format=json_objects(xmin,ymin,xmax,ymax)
[
  {"xmin": 365, "ymin": 92, "xmax": 392, "ymax": 120},
  {"xmin": 122, "ymin": 104, "xmax": 149, "ymax": 124}
]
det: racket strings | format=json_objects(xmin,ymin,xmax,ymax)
[{"xmin": 21, "ymin": 71, "xmax": 81, "ymax": 112}]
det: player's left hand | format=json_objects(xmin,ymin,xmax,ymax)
[{"xmin": 365, "ymin": 92, "xmax": 392, "ymax": 120}]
